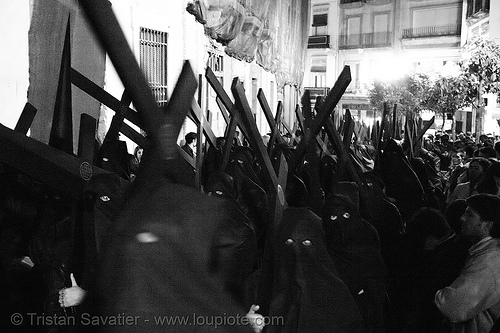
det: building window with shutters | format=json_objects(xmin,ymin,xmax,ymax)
[
  {"xmin": 311, "ymin": 4, "xmax": 329, "ymax": 36},
  {"xmin": 310, "ymin": 57, "xmax": 327, "ymax": 88},
  {"xmin": 345, "ymin": 15, "xmax": 362, "ymax": 47},
  {"xmin": 373, "ymin": 12, "xmax": 390, "ymax": 45},
  {"xmin": 139, "ymin": 27, "xmax": 168, "ymax": 106},
  {"xmin": 344, "ymin": 61, "xmax": 360, "ymax": 93},
  {"xmin": 312, "ymin": 13, "xmax": 328, "ymax": 35}
]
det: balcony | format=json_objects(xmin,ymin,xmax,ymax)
[
  {"xmin": 304, "ymin": 87, "xmax": 330, "ymax": 110},
  {"xmin": 402, "ymin": 24, "xmax": 461, "ymax": 39},
  {"xmin": 339, "ymin": 32, "xmax": 391, "ymax": 49},
  {"xmin": 366, "ymin": 0, "xmax": 392, "ymax": 4},
  {"xmin": 466, "ymin": 0, "xmax": 489, "ymax": 20},
  {"xmin": 308, "ymin": 35, "xmax": 330, "ymax": 49},
  {"xmin": 340, "ymin": 0, "xmax": 366, "ymax": 9}
]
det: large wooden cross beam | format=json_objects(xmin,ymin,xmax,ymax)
[
  {"xmin": 71, "ymin": 68, "xmax": 149, "ymax": 149},
  {"xmin": 0, "ymin": 122, "xmax": 117, "ymax": 196},
  {"xmin": 294, "ymin": 97, "xmax": 330, "ymax": 157},
  {"xmin": 231, "ymin": 78, "xmax": 279, "ymax": 191},
  {"xmin": 288, "ymin": 65, "xmax": 351, "ymax": 173},
  {"xmin": 80, "ymin": 0, "xmax": 198, "ymax": 187},
  {"xmin": 205, "ymin": 67, "xmax": 251, "ymax": 142},
  {"xmin": 73, "ymin": 64, "xmax": 218, "ymax": 188},
  {"xmin": 257, "ymin": 89, "xmax": 286, "ymax": 149},
  {"xmin": 323, "ymin": 116, "xmax": 363, "ymax": 186},
  {"xmin": 0, "ymin": 27, "xmax": 121, "ymax": 197},
  {"xmin": 342, "ymin": 109, "xmax": 355, "ymax": 154},
  {"xmin": 375, "ymin": 102, "xmax": 391, "ymax": 171},
  {"xmin": 189, "ymin": 100, "xmax": 217, "ymax": 149},
  {"xmin": 230, "ymin": 80, "xmax": 289, "ymax": 318},
  {"xmin": 14, "ymin": 103, "xmax": 37, "ymax": 135},
  {"xmin": 78, "ymin": 113, "xmax": 97, "ymax": 163}
]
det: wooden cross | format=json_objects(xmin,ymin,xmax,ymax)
[
  {"xmin": 323, "ymin": 113, "xmax": 363, "ymax": 186},
  {"xmin": 257, "ymin": 88, "xmax": 287, "ymax": 148},
  {"xmin": 0, "ymin": 121, "xmax": 119, "ymax": 197},
  {"xmin": 0, "ymin": 21, "xmax": 121, "ymax": 197},
  {"xmin": 392, "ymin": 103, "xmax": 398, "ymax": 139},
  {"xmin": 72, "ymin": 57, "xmax": 218, "ymax": 189},
  {"xmin": 416, "ymin": 116, "xmax": 434, "ymax": 144},
  {"xmin": 205, "ymin": 67, "xmax": 251, "ymax": 142},
  {"xmin": 231, "ymin": 78, "xmax": 279, "ymax": 192},
  {"xmin": 79, "ymin": 0, "xmax": 200, "ymax": 189},
  {"xmin": 78, "ymin": 113, "xmax": 97, "ymax": 163},
  {"xmin": 14, "ymin": 103, "xmax": 37, "ymax": 135},
  {"xmin": 375, "ymin": 102, "xmax": 391, "ymax": 171},
  {"xmin": 288, "ymin": 66, "xmax": 352, "ymax": 174},
  {"xmin": 294, "ymin": 95, "xmax": 330, "ymax": 157},
  {"xmin": 71, "ymin": 68, "xmax": 149, "ymax": 149}
]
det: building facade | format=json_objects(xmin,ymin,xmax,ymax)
[
  {"xmin": 0, "ymin": 0, "xmax": 291, "ymax": 153},
  {"xmin": 460, "ymin": 0, "xmax": 500, "ymax": 136},
  {"xmin": 303, "ymin": 0, "xmax": 464, "ymax": 133}
]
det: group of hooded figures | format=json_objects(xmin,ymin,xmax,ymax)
[{"xmin": 1, "ymin": 118, "xmax": 498, "ymax": 333}]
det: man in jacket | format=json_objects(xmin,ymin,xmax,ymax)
[
  {"xmin": 435, "ymin": 193, "xmax": 500, "ymax": 333},
  {"xmin": 181, "ymin": 132, "xmax": 197, "ymax": 158}
]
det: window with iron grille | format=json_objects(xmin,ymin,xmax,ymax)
[
  {"xmin": 139, "ymin": 27, "xmax": 168, "ymax": 106},
  {"xmin": 207, "ymin": 51, "xmax": 224, "ymax": 73}
]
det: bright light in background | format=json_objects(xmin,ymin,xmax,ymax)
[
  {"xmin": 0, "ymin": 1, "xmax": 30, "ymax": 129},
  {"xmin": 440, "ymin": 61, "xmax": 461, "ymax": 77},
  {"xmin": 369, "ymin": 56, "xmax": 412, "ymax": 82}
]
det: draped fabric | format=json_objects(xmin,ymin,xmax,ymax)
[
  {"xmin": 28, "ymin": 0, "xmax": 105, "ymax": 150},
  {"xmin": 187, "ymin": 0, "xmax": 310, "ymax": 90}
]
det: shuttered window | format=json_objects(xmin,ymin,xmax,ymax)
[{"xmin": 312, "ymin": 14, "xmax": 328, "ymax": 27}]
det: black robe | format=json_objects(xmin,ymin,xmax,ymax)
[
  {"xmin": 95, "ymin": 180, "xmax": 252, "ymax": 333},
  {"xmin": 267, "ymin": 207, "xmax": 364, "ymax": 333}
]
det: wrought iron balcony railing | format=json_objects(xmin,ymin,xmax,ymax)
[
  {"xmin": 466, "ymin": 0, "xmax": 489, "ymax": 19},
  {"xmin": 339, "ymin": 32, "xmax": 391, "ymax": 49},
  {"xmin": 340, "ymin": 0, "xmax": 366, "ymax": 8},
  {"xmin": 308, "ymin": 35, "xmax": 330, "ymax": 49},
  {"xmin": 402, "ymin": 24, "xmax": 461, "ymax": 38}
]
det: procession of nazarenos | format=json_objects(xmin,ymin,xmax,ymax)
[{"xmin": 1, "ymin": 0, "xmax": 500, "ymax": 332}]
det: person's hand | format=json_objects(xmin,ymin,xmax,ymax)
[
  {"xmin": 59, "ymin": 273, "xmax": 87, "ymax": 307},
  {"xmin": 12, "ymin": 256, "xmax": 34, "ymax": 271},
  {"xmin": 246, "ymin": 304, "xmax": 265, "ymax": 333}
]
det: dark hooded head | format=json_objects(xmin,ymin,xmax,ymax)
[
  {"xmin": 270, "ymin": 207, "xmax": 365, "ymax": 333},
  {"xmin": 319, "ymin": 155, "xmax": 339, "ymax": 196},
  {"xmin": 321, "ymin": 194, "xmax": 362, "ymax": 251},
  {"xmin": 276, "ymin": 207, "xmax": 332, "ymax": 272},
  {"xmin": 286, "ymin": 174, "xmax": 309, "ymax": 208},
  {"xmin": 205, "ymin": 171, "xmax": 236, "ymax": 200}
]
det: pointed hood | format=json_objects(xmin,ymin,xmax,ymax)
[{"xmin": 49, "ymin": 16, "xmax": 73, "ymax": 155}]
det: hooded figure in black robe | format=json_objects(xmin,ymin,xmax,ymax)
[
  {"xmin": 229, "ymin": 147, "xmax": 269, "ymax": 253},
  {"xmin": 322, "ymin": 194, "xmax": 389, "ymax": 333},
  {"xmin": 94, "ymin": 149, "xmax": 254, "ymax": 332},
  {"xmin": 206, "ymin": 171, "xmax": 259, "ymax": 307},
  {"xmin": 379, "ymin": 139, "xmax": 425, "ymax": 222},
  {"xmin": 266, "ymin": 207, "xmax": 364, "ymax": 333}
]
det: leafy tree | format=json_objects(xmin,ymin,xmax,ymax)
[
  {"xmin": 368, "ymin": 72, "xmax": 431, "ymax": 122},
  {"xmin": 368, "ymin": 37, "xmax": 500, "ymax": 138},
  {"xmin": 425, "ymin": 72, "xmax": 469, "ymax": 134},
  {"xmin": 460, "ymin": 36, "xmax": 500, "ymax": 135}
]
